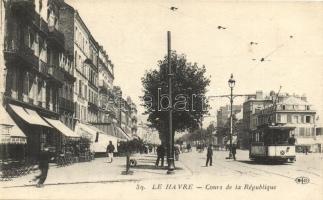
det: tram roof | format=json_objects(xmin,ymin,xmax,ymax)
[{"xmin": 257, "ymin": 123, "xmax": 296, "ymax": 130}]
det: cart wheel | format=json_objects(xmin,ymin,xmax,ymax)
[{"xmin": 129, "ymin": 159, "xmax": 137, "ymax": 167}]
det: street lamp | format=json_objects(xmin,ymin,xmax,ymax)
[
  {"xmin": 228, "ymin": 73, "xmax": 235, "ymax": 159},
  {"xmin": 167, "ymin": 31, "xmax": 175, "ymax": 174}
]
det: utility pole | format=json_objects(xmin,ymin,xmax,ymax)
[{"xmin": 167, "ymin": 31, "xmax": 175, "ymax": 174}]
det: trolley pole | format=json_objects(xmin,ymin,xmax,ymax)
[{"xmin": 167, "ymin": 31, "xmax": 175, "ymax": 174}]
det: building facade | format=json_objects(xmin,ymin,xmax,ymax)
[
  {"xmin": 251, "ymin": 94, "xmax": 320, "ymax": 152},
  {"xmin": 1, "ymin": 0, "xmax": 74, "ymax": 158},
  {"xmin": 0, "ymin": 0, "xmax": 138, "ymax": 159}
]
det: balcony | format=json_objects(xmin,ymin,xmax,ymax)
[
  {"xmin": 10, "ymin": 0, "xmax": 35, "ymax": 18},
  {"xmin": 4, "ymin": 44, "xmax": 38, "ymax": 70},
  {"xmin": 39, "ymin": 60, "xmax": 49, "ymax": 75},
  {"xmin": 84, "ymin": 58, "xmax": 98, "ymax": 71},
  {"xmin": 40, "ymin": 18, "xmax": 49, "ymax": 34},
  {"xmin": 99, "ymin": 80, "xmax": 109, "ymax": 89},
  {"xmin": 48, "ymin": 26, "xmax": 65, "ymax": 50},
  {"xmin": 59, "ymin": 97, "xmax": 74, "ymax": 112},
  {"xmin": 47, "ymin": 65, "xmax": 64, "ymax": 84}
]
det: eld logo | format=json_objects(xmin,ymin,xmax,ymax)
[{"xmin": 295, "ymin": 176, "xmax": 310, "ymax": 184}]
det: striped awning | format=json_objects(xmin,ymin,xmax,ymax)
[
  {"xmin": 9, "ymin": 104, "xmax": 51, "ymax": 127},
  {"xmin": 44, "ymin": 118, "xmax": 80, "ymax": 138},
  {"xmin": 0, "ymin": 105, "xmax": 26, "ymax": 144}
]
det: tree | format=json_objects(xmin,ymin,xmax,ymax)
[{"xmin": 141, "ymin": 51, "xmax": 210, "ymax": 144}]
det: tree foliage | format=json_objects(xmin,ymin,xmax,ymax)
[{"xmin": 141, "ymin": 51, "xmax": 211, "ymax": 143}]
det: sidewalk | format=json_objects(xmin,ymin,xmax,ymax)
[{"xmin": 1, "ymin": 154, "xmax": 191, "ymax": 188}]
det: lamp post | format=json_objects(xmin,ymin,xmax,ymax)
[
  {"xmin": 167, "ymin": 31, "xmax": 175, "ymax": 174},
  {"xmin": 228, "ymin": 74, "xmax": 236, "ymax": 159}
]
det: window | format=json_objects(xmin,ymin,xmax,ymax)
[
  {"xmin": 299, "ymin": 127, "xmax": 305, "ymax": 136},
  {"xmin": 79, "ymin": 80, "xmax": 82, "ymax": 96},
  {"xmin": 294, "ymin": 127, "xmax": 299, "ymax": 136},
  {"xmin": 305, "ymin": 116, "xmax": 311, "ymax": 123},
  {"xmin": 301, "ymin": 115, "xmax": 304, "ymax": 123},
  {"xmin": 306, "ymin": 105, "xmax": 310, "ymax": 110},
  {"xmin": 293, "ymin": 115, "xmax": 299, "ymax": 123},
  {"xmin": 282, "ymin": 105, "xmax": 286, "ymax": 110},
  {"xmin": 39, "ymin": 0, "xmax": 42, "ymax": 11},
  {"xmin": 305, "ymin": 128, "xmax": 311, "ymax": 136},
  {"xmin": 280, "ymin": 114, "xmax": 287, "ymax": 123},
  {"xmin": 276, "ymin": 114, "xmax": 281, "ymax": 122},
  {"xmin": 84, "ymin": 85, "xmax": 87, "ymax": 99},
  {"xmin": 287, "ymin": 114, "xmax": 292, "ymax": 123},
  {"xmin": 74, "ymin": 51, "xmax": 77, "ymax": 68}
]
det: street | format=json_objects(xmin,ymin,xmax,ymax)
[{"xmin": 1, "ymin": 150, "xmax": 322, "ymax": 200}]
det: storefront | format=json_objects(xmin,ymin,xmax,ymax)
[
  {"xmin": 7, "ymin": 104, "xmax": 53, "ymax": 160},
  {"xmin": 43, "ymin": 117, "xmax": 80, "ymax": 157},
  {"xmin": 75, "ymin": 122, "xmax": 118, "ymax": 156},
  {"xmin": 0, "ymin": 106, "xmax": 27, "ymax": 160},
  {"xmin": 296, "ymin": 137, "xmax": 323, "ymax": 153}
]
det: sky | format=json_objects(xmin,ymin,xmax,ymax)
[{"xmin": 65, "ymin": 0, "xmax": 323, "ymax": 126}]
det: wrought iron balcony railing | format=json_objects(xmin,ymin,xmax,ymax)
[
  {"xmin": 4, "ymin": 44, "xmax": 38, "ymax": 70},
  {"xmin": 48, "ymin": 26, "xmax": 65, "ymax": 48},
  {"xmin": 47, "ymin": 65, "xmax": 64, "ymax": 83}
]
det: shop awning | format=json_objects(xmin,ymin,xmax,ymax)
[
  {"xmin": 0, "ymin": 105, "xmax": 26, "ymax": 144},
  {"xmin": 115, "ymin": 126, "xmax": 131, "ymax": 140},
  {"xmin": 44, "ymin": 118, "xmax": 79, "ymax": 138},
  {"xmin": 75, "ymin": 122, "xmax": 106, "ymax": 139},
  {"xmin": 91, "ymin": 133, "xmax": 118, "ymax": 153},
  {"xmin": 9, "ymin": 104, "xmax": 51, "ymax": 127},
  {"xmin": 75, "ymin": 122, "xmax": 95, "ymax": 139}
]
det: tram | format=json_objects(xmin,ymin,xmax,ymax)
[{"xmin": 249, "ymin": 124, "xmax": 296, "ymax": 163}]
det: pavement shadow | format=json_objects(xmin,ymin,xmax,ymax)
[
  {"xmin": 237, "ymin": 160, "xmax": 292, "ymax": 166},
  {"xmin": 132, "ymin": 164, "xmax": 184, "ymax": 171}
]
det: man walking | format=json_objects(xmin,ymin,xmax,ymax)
[
  {"xmin": 231, "ymin": 144, "xmax": 237, "ymax": 160},
  {"xmin": 155, "ymin": 145, "xmax": 165, "ymax": 167},
  {"xmin": 106, "ymin": 141, "xmax": 115, "ymax": 163},
  {"xmin": 32, "ymin": 146, "xmax": 53, "ymax": 188},
  {"xmin": 205, "ymin": 144, "xmax": 213, "ymax": 167}
]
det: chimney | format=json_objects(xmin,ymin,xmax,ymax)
[
  {"xmin": 256, "ymin": 90, "xmax": 263, "ymax": 100},
  {"xmin": 301, "ymin": 95, "xmax": 307, "ymax": 102}
]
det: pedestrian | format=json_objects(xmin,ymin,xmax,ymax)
[
  {"xmin": 106, "ymin": 141, "xmax": 115, "ymax": 163},
  {"xmin": 205, "ymin": 144, "xmax": 213, "ymax": 167},
  {"xmin": 231, "ymin": 144, "xmax": 237, "ymax": 160},
  {"xmin": 32, "ymin": 146, "xmax": 53, "ymax": 188},
  {"xmin": 155, "ymin": 145, "xmax": 165, "ymax": 167},
  {"xmin": 175, "ymin": 145, "xmax": 180, "ymax": 161},
  {"xmin": 288, "ymin": 134, "xmax": 297, "ymax": 145}
]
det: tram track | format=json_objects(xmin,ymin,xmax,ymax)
[{"xmin": 223, "ymin": 160, "xmax": 319, "ymax": 185}]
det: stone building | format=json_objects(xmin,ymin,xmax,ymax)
[
  {"xmin": 251, "ymin": 94, "xmax": 320, "ymax": 152},
  {"xmin": 1, "ymin": 0, "xmax": 78, "ymax": 158}
]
